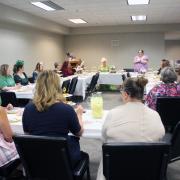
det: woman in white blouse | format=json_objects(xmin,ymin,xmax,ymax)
[{"xmin": 97, "ymin": 77, "xmax": 165, "ymax": 180}]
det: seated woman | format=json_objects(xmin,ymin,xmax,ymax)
[
  {"xmin": 75, "ymin": 59, "xmax": 85, "ymax": 74},
  {"xmin": 61, "ymin": 61, "xmax": 74, "ymax": 77},
  {"xmin": 13, "ymin": 60, "xmax": 29, "ymax": 86},
  {"xmin": 0, "ymin": 106, "xmax": 19, "ymax": 167},
  {"xmin": 32, "ymin": 62, "xmax": 43, "ymax": 82},
  {"xmin": 157, "ymin": 59, "xmax": 170, "ymax": 75},
  {"xmin": 22, "ymin": 70, "xmax": 85, "ymax": 167},
  {"xmin": 99, "ymin": 57, "xmax": 109, "ymax": 72},
  {"xmin": 0, "ymin": 64, "xmax": 21, "ymax": 91},
  {"xmin": 97, "ymin": 77, "xmax": 165, "ymax": 180},
  {"xmin": 53, "ymin": 62, "xmax": 61, "ymax": 75},
  {"xmin": 146, "ymin": 67, "xmax": 180, "ymax": 110}
]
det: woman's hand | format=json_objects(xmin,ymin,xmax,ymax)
[
  {"xmin": 75, "ymin": 105, "xmax": 84, "ymax": 116},
  {"xmin": 6, "ymin": 104, "xmax": 14, "ymax": 110}
]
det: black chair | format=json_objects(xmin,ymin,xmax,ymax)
[
  {"xmin": 121, "ymin": 74, "xmax": 126, "ymax": 82},
  {"xmin": 156, "ymin": 96, "xmax": 180, "ymax": 133},
  {"xmin": 86, "ymin": 73, "xmax": 99, "ymax": 97},
  {"xmin": 28, "ymin": 77, "xmax": 34, "ymax": 83},
  {"xmin": 0, "ymin": 91, "xmax": 18, "ymax": 107},
  {"xmin": 13, "ymin": 135, "xmax": 91, "ymax": 180},
  {"xmin": 62, "ymin": 79, "xmax": 71, "ymax": 93},
  {"xmin": 68, "ymin": 77, "xmax": 78, "ymax": 95},
  {"xmin": 103, "ymin": 142, "xmax": 170, "ymax": 180},
  {"xmin": 168, "ymin": 121, "xmax": 180, "ymax": 163},
  {"xmin": 0, "ymin": 159, "xmax": 21, "ymax": 179},
  {"xmin": 123, "ymin": 68, "xmax": 134, "ymax": 72},
  {"xmin": 127, "ymin": 72, "xmax": 131, "ymax": 78}
]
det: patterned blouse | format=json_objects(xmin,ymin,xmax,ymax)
[{"xmin": 145, "ymin": 83, "xmax": 180, "ymax": 110}]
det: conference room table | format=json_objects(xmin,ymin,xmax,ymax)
[
  {"xmin": 7, "ymin": 108, "xmax": 108, "ymax": 139},
  {"xmin": 98, "ymin": 72, "xmax": 123, "ymax": 85},
  {"xmin": 11, "ymin": 74, "xmax": 94, "ymax": 100},
  {"xmin": 11, "ymin": 72, "xmax": 126, "ymax": 100}
]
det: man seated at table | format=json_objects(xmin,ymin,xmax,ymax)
[{"xmin": 97, "ymin": 77, "xmax": 165, "ymax": 180}]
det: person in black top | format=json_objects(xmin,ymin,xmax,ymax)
[
  {"xmin": 22, "ymin": 70, "xmax": 85, "ymax": 166},
  {"xmin": 13, "ymin": 60, "xmax": 29, "ymax": 85},
  {"xmin": 157, "ymin": 59, "xmax": 170, "ymax": 75}
]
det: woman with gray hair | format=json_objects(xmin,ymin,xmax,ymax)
[{"xmin": 145, "ymin": 67, "xmax": 180, "ymax": 110}]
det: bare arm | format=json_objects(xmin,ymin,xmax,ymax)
[
  {"xmin": 0, "ymin": 107, "xmax": 13, "ymax": 142},
  {"xmin": 2, "ymin": 84, "xmax": 21, "ymax": 91},
  {"xmin": 141, "ymin": 56, "xmax": 149, "ymax": 64},
  {"xmin": 75, "ymin": 105, "xmax": 84, "ymax": 136},
  {"xmin": 134, "ymin": 56, "xmax": 141, "ymax": 63}
]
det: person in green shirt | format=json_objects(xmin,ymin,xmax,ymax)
[
  {"xmin": 99, "ymin": 57, "xmax": 109, "ymax": 72},
  {"xmin": 0, "ymin": 64, "xmax": 21, "ymax": 106},
  {"xmin": 0, "ymin": 64, "xmax": 21, "ymax": 91}
]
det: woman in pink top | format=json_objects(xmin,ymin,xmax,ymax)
[
  {"xmin": 134, "ymin": 49, "xmax": 149, "ymax": 73},
  {"xmin": 145, "ymin": 67, "xmax": 180, "ymax": 110},
  {"xmin": 0, "ymin": 106, "xmax": 19, "ymax": 167}
]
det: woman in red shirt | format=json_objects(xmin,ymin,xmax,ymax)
[{"xmin": 61, "ymin": 61, "xmax": 74, "ymax": 77}]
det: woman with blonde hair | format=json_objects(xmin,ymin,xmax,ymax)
[{"xmin": 22, "ymin": 70, "xmax": 85, "ymax": 167}]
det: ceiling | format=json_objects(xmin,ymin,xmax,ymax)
[{"xmin": 0, "ymin": 0, "xmax": 180, "ymax": 28}]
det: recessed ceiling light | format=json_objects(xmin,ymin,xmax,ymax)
[
  {"xmin": 31, "ymin": 1, "xmax": 64, "ymax": 11},
  {"xmin": 69, "ymin": 19, "xmax": 87, "ymax": 24},
  {"xmin": 127, "ymin": 0, "xmax": 150, "ymax": 5},
  {"xmin": 131, "ymin": 15, "xmax": 147, "ymax": 21}
]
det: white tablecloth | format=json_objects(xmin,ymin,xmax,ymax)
[
  {"xmin": 8, "ymin": 109, "xmax": 108, "ymax": 139},
  {"xmin": 98, "ymin": 72, "xmax": 123, "ymax": 85},
  {"xmin": 12, "ymin": 74, "xmax": 94, "ymax": 100},
  {"xmin": 74, "ymin": 74, "xmax": 94, "ymax": 99}
]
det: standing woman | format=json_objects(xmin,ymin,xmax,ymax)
[
  {"xmin": 0, "ymin": 64, "xmax": 21, "ymax": 91},
  {"xmin": 32, "ymin": 62, "xmax": 43, "ymax": 82},
  {"xmin": 13, "ymin": 60, "xmax": 29, "ymax": 86},
  {"xmin": 133, "ymin": 49, "xmax": 149, "ymax": 73},
  {"xmin": 0, "ymin": 106, "xmax": 19, "ymax": 167},
  {"xmin": 22, "ymin": 70, "xmax": 86, "ymax": 167}
]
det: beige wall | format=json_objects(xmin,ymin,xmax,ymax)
[
  {"xmin": 165, "ymin": 40, "xmax": 180, "ymax": 61},
  {"xmin": 0, "ymin": 22, "xmax": 65, "ymax": 76},
  {"xmin": 65, "ymin": 32, "xmax": 165, "ymax": 71}
]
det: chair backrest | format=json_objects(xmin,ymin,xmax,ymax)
[
  {"xmin": 88, "ymin": 73, "xmax": 99, "ymax": 93},
  {"xmin": 13, "ymin": 135, "xmax": 74, "ymax": 180},
  {"xmin": 62, "ymin": 79, "xmax": 71, "ymax": 93},
  {"xmin": 127, "ymin": 72, "xmax": 131, "ymax": 78},
  {"xmin": 123, "ymin": 68, "xmax": 134, "ymax": 72},
  {"xmin": 170, "ymin": 122, "xmax": 180, "ymax": 163},
  {"xmin": 103, "ymin": 142, "xmax": 170, "ymax": 180},
  {"xmin": 28, "ymin": 77, "xmax": 34, "ymax": 83},
  {"xmin": 121, "ymin": 74, "xmax": 126, "ymax": 82},
  {"xmin": 156, "ymin": 96, "xmax": 180, "ymax": 132},
  {"xmin": 0, "ymin": 91, "xmax": 18, "ymax": 107},
  {"xmin": 68, "ymin": 77, "xmax": 78, "ymax": 94}
]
